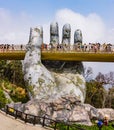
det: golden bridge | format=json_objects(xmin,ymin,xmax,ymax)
[
  {"xmin": 0, "ymin": 50, "xmax": 114, "ymax": 62},
  {"xmin": 0, "ymin": 44, "xmax": 114, "ymax": 62}
]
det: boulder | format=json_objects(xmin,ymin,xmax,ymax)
[
  {"xmin": 23, "ymin": 95, "xmax": 92, "ymax": 126},
  {"xmin": 97, "ymin": 108, "xmax": 114, "ymax": 121},
  {"xmin": 83, "ymin": 104, "xmax": 102, "ymax": 121}
]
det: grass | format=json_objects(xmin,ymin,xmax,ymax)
[{"xmin": 56, "ymin": 122, "xmax": 114, "ymax": 130}]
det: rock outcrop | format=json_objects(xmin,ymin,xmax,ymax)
[
  {"xmin": 8, "ymin": 101, "xmax": 114, "ymax": 126},
  {"xmin": 23, "ymin": 95, "xmax": 92, "ymax": 126},
  {"xmin": 83, "ymin": 104, "xmax": 114, "ymax": 121},
  {"xmin": 97, "ymin": 108, "xmax": 114, "ymax": 121}
]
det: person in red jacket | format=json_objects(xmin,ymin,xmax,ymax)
[{"xmin": 103, "ymin": 115, "xmax": 109, "ymax": 126}]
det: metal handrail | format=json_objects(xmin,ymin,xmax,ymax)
[{"xmin": 0, "ymin": 102, "xmax": 86, "ymax": 130}]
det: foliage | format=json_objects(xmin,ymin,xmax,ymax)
[
  {"xmin": 85, "ymin": 71, "xmax": 114, "ymax": 108},
  {"xmin": 10, "ymin": 85, "xmax": 28, "ymax": 103},
  {"xmin": 0, "ymin": 79, "xmax": 28, "ymax": 103},
  {"xmin": 95, "ymin": 72, "xmax": 114, "ymax": 108},
  {"xmin": 0, "ymin": 60, "xmax": 25, "ymax": 87},
  {"xmin": 105, "ymin": 87, "xmax": 114, "ymax": 108},
  {"xmin": 85, "ymin": 80, "xmax": 106, "ymax": 108},
  {"xmin": 0, "ymin": 60, "xmax": 29, "ymax": 104},
  {"xmin": 56, "ymin": 122, "xmax": 114, "ymax": 130},
  {"xmin": 0, "ymin": 87, "xmax": 10, "ymax": 108}
]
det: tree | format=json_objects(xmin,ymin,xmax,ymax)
[
  {"xmin": 85, "ymin": 80, "xmax": 106, "ymax": 108},
  {"xmin": 105, "ymin": 87, "xmax": 114, "ymax": 108},
  {"xmin": 0, "ymin": 60, "xmax": 25, "ymax": 87},
  {"xmin": 95, "ymin": 72, "xmax": 105, "ymax": 83},
  {"xmin": 0, "ymin": 60, "xmax": 29, "ymax": 104},
  {"xmin": 84, "ymin": 66, "xmax": 93, "ymax": 81},
  {"xmin": 104, "ymin": 72, "xmax": 114, "ymax": 86}
]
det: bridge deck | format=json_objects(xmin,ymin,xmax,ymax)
[{"xmin": 0, "ymin": 51, "xmax": 114, "ymax": 62}]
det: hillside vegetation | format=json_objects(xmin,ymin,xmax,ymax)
[
  {"xmin": 0, "ymin": 60, "xmax": 114, "ymax": 109},
  {"xmin": 0, "ymin": 60, "xmax": 29, "ymax": 107}
]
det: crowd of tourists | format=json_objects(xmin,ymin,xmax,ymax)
[
  {"xmin": 41, "ymin": 42, "xmax": 114, "ymax": 53},
  {"xmin": 0, "ymin": 43, "xmax": 114, "ymax": 53},
  {"xmin": 0, "ymin": 44, "xmax": 25, "ymax": 52}
]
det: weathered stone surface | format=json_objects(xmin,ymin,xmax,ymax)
[
  {"xmin": 27, "ymin": 27, "xmax": 43, "ymax": 51},
  {"xmin": 50, "ymin": 22, "xmax": 59, "ymax": 49},
  {"xmin": 22, "ymin": 95, "xmax": 92, "ymax": 126},
  {"xmin": 83, "ymin": 104, "xmax": 99, "ymax": 119},
  {"xmin": 42, "ymin": 60, "xmax": 84, "ymax": 75},
  {"xmin": 7, "ymin": 102, "xmax": 25, "ymax": 112},
  {"xmin": 97, "ymin": 108, "xmax": 114, "ymax": 121},
  {"xmin": 8, "ymin": 102, "xmax": 22, "ymax": 109},
  {"xmin": 74, "ymin": 29, "xmax": 82, "ymax": 44},
  {"xmin": 68, "ymin": 106, "xmax": 91, "ymax": 125},
  {"xmin": 23, "ymin": 26, "xmax": 56, "ymax": 100},
  {"xmin": 8, "ymin": 100, "xmax": 114, "ymax": 126},
  {"xmin": 53, "ymin": 73, "xmax": 86, "ymax": 102},
  {"xmin": 22, "ymin": 26, "xmax": 87, "ymax": 125},
  {"xmin": 23, "ymin": 26, "xmax": 86, "ymax": 102},
  {"xmin": 62, "ymin": 24, "xmax": 71, "ymax": 50},
  {"xmin": 83, "ymin": 104, "xmax": 114, "ymax": 121}
]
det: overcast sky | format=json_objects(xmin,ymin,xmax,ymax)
[{"xmin": 0, "ymin": 0, "xmax": 114, "ymax": 77}]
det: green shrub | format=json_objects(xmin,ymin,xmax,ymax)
[{"xmin": 0, "ymin": 88, "xmax": 10, "ymax": 108}]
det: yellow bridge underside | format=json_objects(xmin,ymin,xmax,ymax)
[{"xmin": 0, "ymin": 51, "xmax": 114, "ymax": 62}]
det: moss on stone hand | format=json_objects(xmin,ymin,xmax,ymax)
[
  {"xmin": 76, "ymin": 75, "xmax": 84, "ymax": 86},
  {"xmin": 28, "ymin": 85, "xmax": 34, "ymax": 96},
  {"xmin": 38, "ymin": 78, "xmax": 45, "ymax": 86}
]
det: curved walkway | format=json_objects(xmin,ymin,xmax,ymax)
[{"xmin": 0, "ymin": 110, "xmax": 49, "ymax": 130}]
